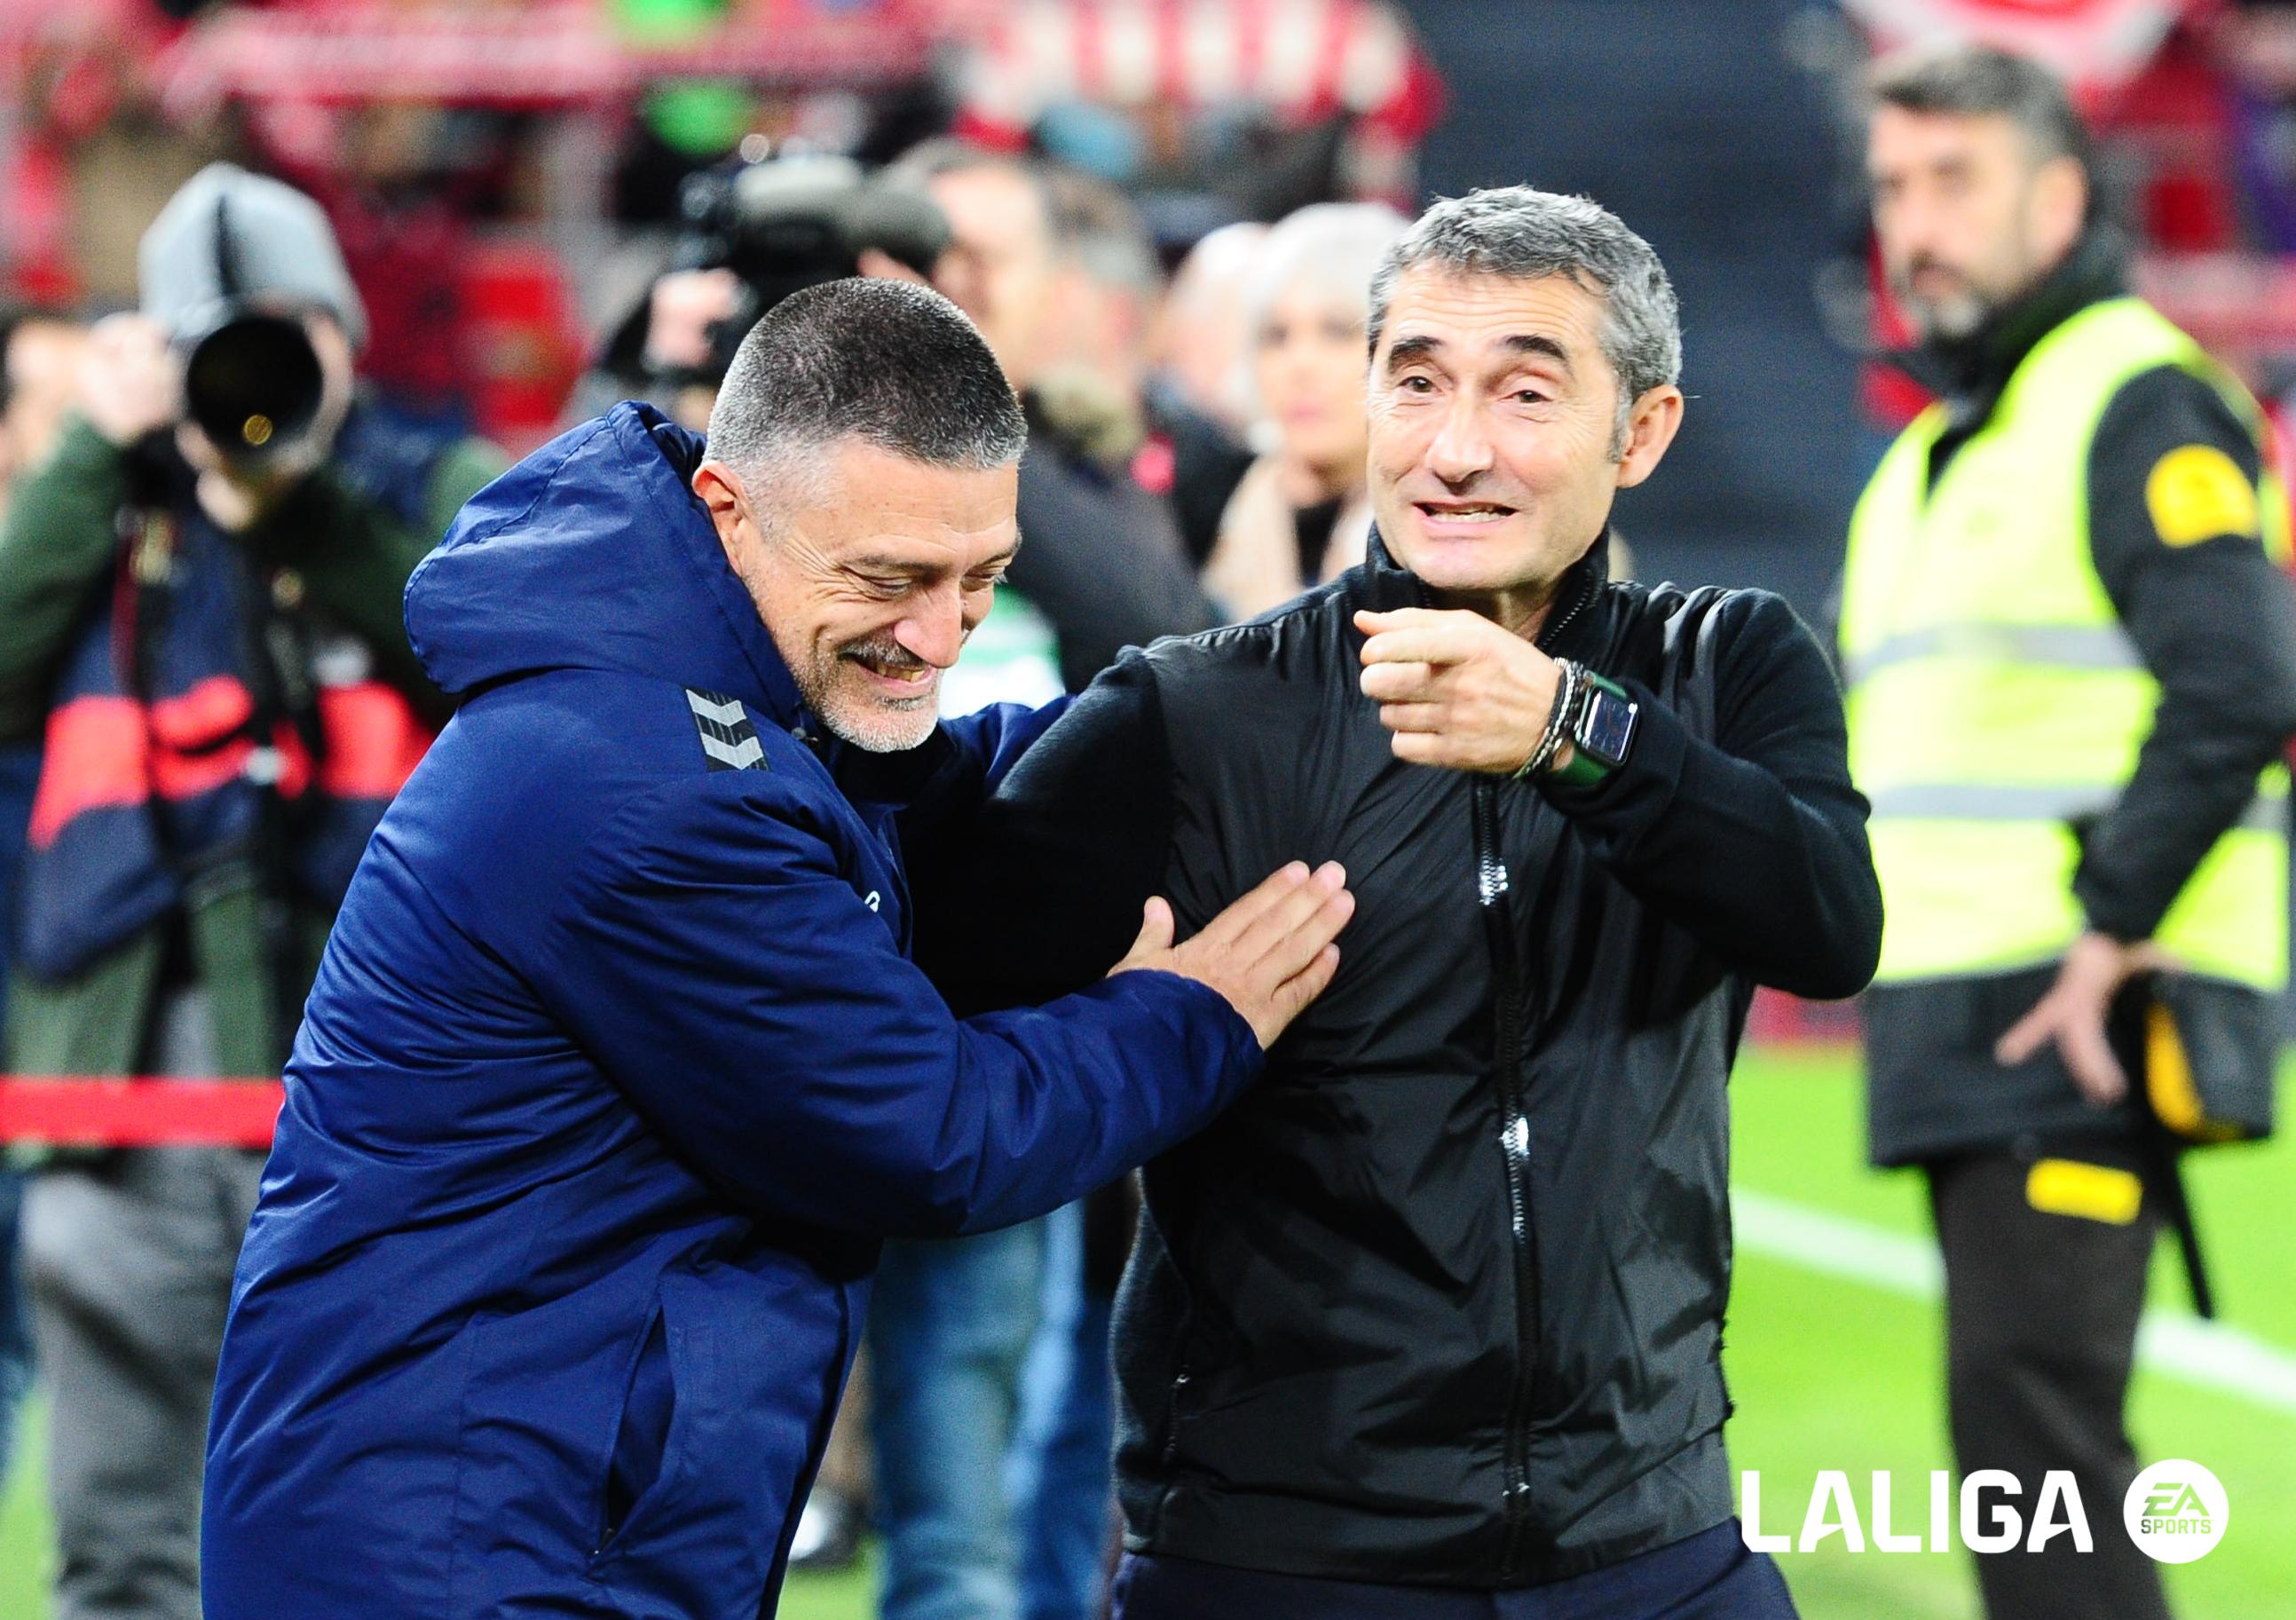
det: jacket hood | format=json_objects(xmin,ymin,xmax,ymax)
[{"xmin": 406, "ymin": 403, "xmax": 802, "ymax": 721}]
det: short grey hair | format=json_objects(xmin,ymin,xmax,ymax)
[
  {"xmin": 1869, "ymin": 43, "xmax": 2095, "ymax": 207},
  {"xmin": 1368, "ymin": 187, "xmax": 1682, "ymax": 449},
  {"xmin": 706, "ymin": 278, "xmax": 1025, "ymax": 506}
]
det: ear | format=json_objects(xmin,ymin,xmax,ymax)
[
  {"xmin": 1615, "ymin": 385, "xmax": 1685, "ymax": 490},
  {"xmin": 691, "ymin": 459, "xmax": 753, "ymax": 559},
  {"xmin": 2030, "ymin": 154, "xmax": 2087, "ymax": 265}
]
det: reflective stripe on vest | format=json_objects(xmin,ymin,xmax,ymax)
[
  {"xmin": 1842, "ymin": 296, "xmax": 2291, "ymax": 989},
  {"xmin": 1842, "ymin": 622, "xmax": 2142, "ymax": 685}
]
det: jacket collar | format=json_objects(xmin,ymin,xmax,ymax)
[
  {"xmin": 1364, "ymin": 523, "xmax": 1613, "ymax": 657},
  {"xmin": 639, "ymin": 411, "xmax": 814, "ymax": 732},
  {"xmin": 1887, "ymin": 225, "xmax": 2130, "ymax": 434}
]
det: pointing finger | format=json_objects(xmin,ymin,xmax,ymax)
[{"xmin": 1360, "ymin": 627, "xmax": 1480, "ymax": 668}]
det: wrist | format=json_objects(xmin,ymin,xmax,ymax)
[
  {"xmin": 1545, "ymin": 670, "xmax": 1638, "ymax": 788},
  {"xmin": 1511, "ymin": 659, "xmax": 1583, "ymax": 779}
]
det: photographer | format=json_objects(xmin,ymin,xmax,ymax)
[{"xmin": 0, "ymin": 164, "xmax": 501, "ymax": 1620}]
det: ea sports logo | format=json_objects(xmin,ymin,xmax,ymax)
[{"xmin": 2124, "ymin": 1460, "xmax": 2227, "ymax": 1563}]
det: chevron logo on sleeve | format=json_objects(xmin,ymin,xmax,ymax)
[{"xmin": 684, "ymin": 689, "xmax": 766, "ymax": 771}]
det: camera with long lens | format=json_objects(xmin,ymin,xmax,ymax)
[
  {"xmin": 620, "ymin": 148, "xmax": 952, "ymax": 387},
  {"xmin": 177, "ymin": 306, "xmax": 327, "ymax": 462}
]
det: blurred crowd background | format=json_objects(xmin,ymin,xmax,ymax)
[
  {"xmin": 7, "ymin": 3, "xmax": 2296, "ymax": 1620},
  {"xmin": 9, "ymin": 0, "xmax": 2296, "ymax": 612}
]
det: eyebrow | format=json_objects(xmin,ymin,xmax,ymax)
[
  {"xmin": 1500, "ymin": 333, "xmax": 1574, "ymax": 372},
  {"xmin": 1385, "ymin": 331, "xmax": 1574, "ymax": 375}
]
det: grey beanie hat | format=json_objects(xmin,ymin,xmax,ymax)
[{"xmin": 139, "ymin": 162, "xmax": 369, "ymax": 349}]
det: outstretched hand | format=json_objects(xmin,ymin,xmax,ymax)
[{"xmin": 1110, "ymin": 861, "xmax": 1353, "ymax": 1049}]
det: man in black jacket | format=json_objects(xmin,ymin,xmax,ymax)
[{"xmin": 915, "ymin": 186, "xmax": 1883, "ymax": 1617}]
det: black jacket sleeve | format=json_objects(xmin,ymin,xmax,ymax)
[
  {"xmin": 2071, "ymin": 365, "xmax": 2296, "ymax": 943},
  {"xmin": 906, "ymin": 654, "xmax": 1177, "ymax": 1016},
  {"xmin": 1537, "ymin": 592, "xmax": 1884, "ymax": 999}
]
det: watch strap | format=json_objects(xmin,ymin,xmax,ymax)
[{"xmin": 1550, "ymin": 672, "xmax": 1637, "ymax": 786}]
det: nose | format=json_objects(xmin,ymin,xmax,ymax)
[
  {"xmin": 1424, "ymin": 395, "xmax": 1495, "ymax": 486},
  {"xmin": 893, "ymin": 586, "xmax": 967, "ymax": 670},
  {"xmin": 1882, "ymin": 186, "xmax": 1946, "ymax": 271}
]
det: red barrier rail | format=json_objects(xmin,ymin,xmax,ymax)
[{"xmin": 0, "ymin": 1079, "xmax": 283, "ymax": 1147}]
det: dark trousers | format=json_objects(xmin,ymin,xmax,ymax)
[
  {"xmin": 1110, "ymin": 1521, "xmax": 1796, "ymax": 1620},
  {"xmin": 1927, "ymin": 1146, "xmax": 2170, "ymax": 1620}
]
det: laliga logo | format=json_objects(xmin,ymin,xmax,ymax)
[
  {"xmin": 1743, "ymin": 1461, "xmax": 2227, "ymax": 1562},
  {"xmin": 2124, "ymin": 1460, "xmax": 2227, "ymax": 1564},
  {"xmin": 1741, "ymin": 1471, "xmax": 2094, "ymax": 1555}
]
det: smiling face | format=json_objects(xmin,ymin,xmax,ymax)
[
  {"xmin": 1366, "ymin": 265, "xmax": 1681, "ymax": 633},
  {"xmin": 695, "ymin": 439, "xmax": 1021, "ymax": 752}
]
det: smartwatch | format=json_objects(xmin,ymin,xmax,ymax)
[{"xmin": 1549, "ymin": 672, "xmax": 1638, "ymax": 787}]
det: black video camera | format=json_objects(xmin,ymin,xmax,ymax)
[{"xmin": 623, "ymin": 149, "xmax": 951, "ymax": 387}]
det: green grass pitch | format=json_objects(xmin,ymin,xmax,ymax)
[{"xmin": 4, "ymin": 1044, "xmax": 2292, "ymax": 1618}]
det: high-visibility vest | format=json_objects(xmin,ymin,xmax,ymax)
[{"xmin": 1841, "ymin": 296, "xmax": 2291, "ymax": 990}]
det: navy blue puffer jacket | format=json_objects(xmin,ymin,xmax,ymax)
[{"xmin": 201, "ymin": 404, "xmax": 1260, "ymax": 1619}]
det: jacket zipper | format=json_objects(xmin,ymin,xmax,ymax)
[
  {"xmin": 1473, "ymin": 778, "xmax": 1538, "ymax": 1573},
  {"xmin": 1482, "ymin": 562, "xmax": 1596, "ymax": 1577}
]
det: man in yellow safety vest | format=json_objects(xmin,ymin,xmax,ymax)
[{"xmin": 1845, "ymin": 44, "xmax": 2296, "ymax": 1620}]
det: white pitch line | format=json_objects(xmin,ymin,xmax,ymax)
[{"xmin": 1731, "ymin": 1187, "xmax": 2296, "ymax": 1418}]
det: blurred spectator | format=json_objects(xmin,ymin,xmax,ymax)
[
  {"xmin": 0, "ymin": 166, "xmax": 501, "ymax": 1620},
  {"xmin": 1003, "ymin": 1176, "xmax": 1141, "ymax": 1620},
  {"xmin": 2212, "ymin": 2, "xmax": 2296, "ymax": 251},
  {"xmin": 1153, "ymin": 221, "xmax": 1270, "ymax": 434},
  {"xmin": 1143, "ymin": 223, "xmax": 1267, "ymax": 570},
  {"xmin": 0, "ymin": 304, "xmax": 84, "ymax": 1490},
  {"xmin": 1041, "ymin": 169, "xmax": 1252, "ymax": 580},
  {"xmin": 893, "ymin": 141, "xmax": 1220, "ymax": 691},
  {"xmin": 785, "ymin": 1356, "xmax": 872, "ymax": 1574},
  {"xmin": 1203, "ymin": 203, "xmax": 1406, "ymax": 618},
  {"xmin": 0, "ymin": 312, "xmax": 88, "ymax": 510}
]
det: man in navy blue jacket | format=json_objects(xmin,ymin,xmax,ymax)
[{"xmin": 201, "ymin": 279, "xmax": 1351, "ymax": 1620}]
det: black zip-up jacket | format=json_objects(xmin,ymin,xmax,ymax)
[{"xmin": 909, "ymin": 533, "xmax": 1882, "ymax": 1587}]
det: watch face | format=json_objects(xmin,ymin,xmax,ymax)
[{"xmin": 1576, "ymin": 689, "xmax": 1638, "ymax": 768}]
